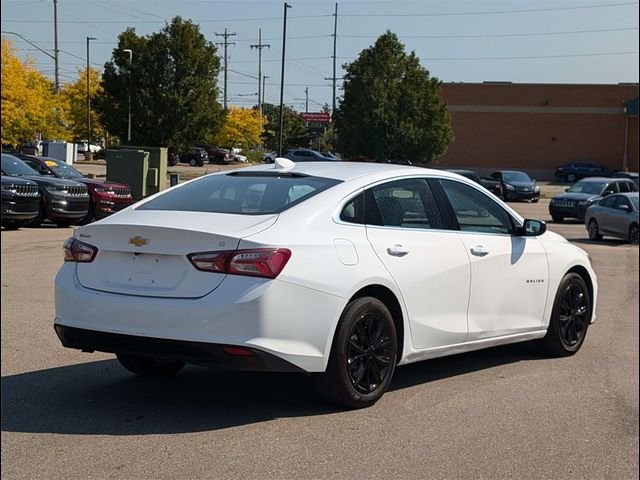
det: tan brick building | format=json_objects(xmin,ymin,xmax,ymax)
[{"xmin": 439, "ymin": 83, "xmax": 639, "ymax": 179}]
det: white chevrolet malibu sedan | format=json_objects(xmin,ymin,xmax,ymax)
[{"xmin": 55, "ymin": 159, "xmax": 597, "ymax": 408}]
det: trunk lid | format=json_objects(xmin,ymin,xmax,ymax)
[{"xmin": 75, "ymin": 210, "xmax": 277, "ymax": 298}]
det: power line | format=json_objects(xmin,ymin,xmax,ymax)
[
  {"xmin": 339, "ymin": 27, "xmax": 640, "ymax": 39},
  {"xmin": 341, "ymin": 2, "xmax": 638, "ymax": 17},
  {"xmin": 2, "ymin": 14, "xmax": 332, "ymax": 24}
]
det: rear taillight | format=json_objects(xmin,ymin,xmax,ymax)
[
  {"xmin": 63, "ymin": 237, "xmax": 98, "ymax": 263},
  {"xmin": 187, "ymin": 248, "xmax": 291, "ymax": 279}
]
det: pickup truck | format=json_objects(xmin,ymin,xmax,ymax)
[{"xmin": 446, "ymin": 169, "xmax": 504, "ymax": 199}]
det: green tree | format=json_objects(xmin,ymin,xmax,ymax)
[
  {"xmin": 95, "ymin": 17, "xmax": 224, "ymax": 152},
  {"xmin": 60, "ymin": 67, "xmax": 105, "ymax": 142},
  {"xmin": 334, "ymin": 31, "xmax": 452, "ymax": 164},
  {"xmin": 259, "ymin": 103, "xmax": 307, "ymax": 152}
]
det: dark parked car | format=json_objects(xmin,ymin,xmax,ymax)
[
  {"xmin": 284, "ymin": 149, "xmax": 336, "ymax": 162},
  {"xmin": 585, "ymin": 192, "xmax": 639, "ymax": 244},
  {"xmin": 17, "ymin": 155, "xmax": 133, "ymax": 224},
  {"xmin": 1, "ymin": 175, "xmax": 40, "ymax": 229},
  {"xmin": 549, "ymin": 177, "xmax": 638, "ymax": 222},
  {"xmin": 1, "ymin": 153, "xmax": 89, "ymax": 227},
  {"xmin": 612, "ymin": 171, "xmax": 639, "ymax": 188},
  {"xmin": 447, "ymin": 169, "xmax": 503, "ymax": 199},
  {"xmin": 554, "ymin": 162, "xmax": 615, "ymax": 183},
  {"xmin": 196, "ymin": 145, "xmax": 234, "ymax": 165},
  {"xmin": 179, "ymin": 148, "xmax": 208, "ymax": 167},
  {"xmin": 490, "ymin": 170, "xmax": 540, "ymax": 202}
]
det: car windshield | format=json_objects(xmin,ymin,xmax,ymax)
[
  {"xmin": 632, "ymin": 197, "xmax": 639, "ymax": 210},
  {"xmin": 567, "ymin": 182, "xmax": 606, "ymax": 194},
  {"xmin": 41, "ymin": 158, "xmax": 84, "ymax": 178},
  {"xmin": 501, "ymin": 172, "xmax": 532, "ymax": 182},
  {"xmin": 138, "ymin": 172, "xmax": 342, "ymax": 214},
  {"xmin": 1, "ymin": 154, "xmax": 39, "ymax": 176}
]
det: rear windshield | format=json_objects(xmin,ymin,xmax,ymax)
[{"xmin": 138, "ymin": 172, "xmax": 341, "ymax": 214}]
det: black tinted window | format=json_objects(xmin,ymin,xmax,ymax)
[
  {"xmin": 600, "ymin": 196, "xmax": 617, "ymax": 208},
  {"xmin": 139, "ymin": 173, "xmax": 341, "ymax": 214},
  {"xmin": 340, "ymin": 193, "xmax": 364, "ymax": 224},
  {"xmin": 439, "ymin": 179, "xmax": 514, "ymax": 234},
  {"xmin": 366, "ymin": 179, "xmax": 444, "ymax": 229}
]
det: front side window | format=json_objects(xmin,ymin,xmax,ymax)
[
  {"xmin": 614, "ymin": 196, "xmax": 632, "ymax": 210},
  {"xmin": 599, "ymin": 195, "xmax": 617, "ymax": 208},
  {"xmin": 439, "ymin": 179, "xmax": 514, "ymax": 234},
  {"xmin": 367, "ymin": 179, "xmax": 444, "ymax": 229}
]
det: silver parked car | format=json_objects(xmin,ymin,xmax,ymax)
[{"xmin": 585, "ymin": 192, "xmax": 639, "ymax": 244}]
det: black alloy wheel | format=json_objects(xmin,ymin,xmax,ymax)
[
  {"xmin": 629, "ymin": 224, "xmax": 639, "ymax": 245},
  {"xmin": 323, "ymin": 297, "xmax": 397, "ymax": 408},
  {"xmin": 588, "ymin": 219, "xmax": 602, "ymax": 241},
  {"xmin": 539, "ymin": 273, "xmax": 591, "ymax": 356},
  {"xmin": 188, "ymin": 158, "xmax": 197, "ymax": 167}
]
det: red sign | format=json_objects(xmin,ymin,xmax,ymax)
[{"xmin": 299, "ymin": 112, "xmax": 331, "ymax": 123}]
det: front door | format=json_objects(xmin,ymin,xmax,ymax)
[{"xmin": 436, "ymin": 179, "xmax": 549, "ymax": 340}]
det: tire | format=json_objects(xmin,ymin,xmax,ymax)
[
  {"xmin": 538, "ymin": 273, "xmax": 591, "ymax": 356},
  {"xmin": 629, "ymin": 223, "xmax": 639, "ymax": 245},
  {"xmin": 322, "ymin": 297, "xmax": 397, "ymax": 409},
  {"xmin": 116, "ymin": 354, "xmax": 185, "ymax": 377},
  {"xmin": 565, "ymin": 173, "xmax": 577, "ymax": 183},
  {"xmin": 532, "ymin": 199, "xmax": 539, "ymax": 203},
  {"xmin": 188, "ymin": 158, "xmax": 197, "ymax": 167},
  {"xmin": 78, "ymin": 204, "xmax": 95, "ymax": 226},
  {"xmin": 552, "ymin": 215, "xmax": 564, "ymax": 223},
  {"xmin": 2, "ymin": 220, "xmax": 26, "ymax": 230},
  {"xmin": 27, "ymin": 204, "xmax": 46, "ymax": 227},
  {"xmin": 55, "ymin": 220, "xmax": 74, "ymax": 228},
  {"xmin": 588, "ymin": 219, "xmax": 602, "ymax": 241}
]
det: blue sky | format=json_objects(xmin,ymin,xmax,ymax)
[{"xmin": 2, "ymin": 0, "xmax": 638, "ymax": 111}]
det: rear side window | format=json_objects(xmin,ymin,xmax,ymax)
[{"xmin": 138, "ymin": 173, "xmax": 341, "ymax": 214}]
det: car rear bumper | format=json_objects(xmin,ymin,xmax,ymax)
[
  {"xmin": 54, "ymin": 263, "xmax": 345, "ymax": 373},
  {"xmin": 54, "ymin": 324, "xmax": 305, "ymax": 372}
]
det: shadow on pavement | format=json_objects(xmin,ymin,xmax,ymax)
[{"xmin": 1, "ymin": 343, "xmax": 544, "ymax": 435}]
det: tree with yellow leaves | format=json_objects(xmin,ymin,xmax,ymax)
[
  {"xmin": 59, "ymin": 67, "xmax": 105, "ymax": 142},
  {"xmin": 212, "ymin": 106, "xmax": 263, "ymax": 149},
  {"xmin": 1, "ymin": 38, "xmax": 68, "ymax": 147}
]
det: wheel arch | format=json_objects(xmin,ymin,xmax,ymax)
[{"xmin": 347, "ymin": 284, "xmax": 405, "ymax": 363}]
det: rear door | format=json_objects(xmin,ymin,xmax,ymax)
[
  {"xmin": 364, "ymin": 178, "xmax": 471, "ymax": 349},
  {"xmin": 609, "ymin": 196, "xmax": 634, "ymax": 236},
  {"xmin": 435, "ymin": 178, "xmax": 549, "ymax": 339}
]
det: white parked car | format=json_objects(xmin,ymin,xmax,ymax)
[
  {"xmin": 54, "ymin": 160, "xmax": 597, "ymax": 408},
  {"xmin": 77, "ymin": 141, "xmax": 102, "ymax": 154},
  {"xmin": 233, "ymin": 153, "xmax": 248, "ymax": 163}
]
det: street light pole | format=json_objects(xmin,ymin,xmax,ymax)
[
  {"xmin": 278, "ymin": 2, "xmax": 292, "ymax": 156},
  {"xmin": 123, "ymin": 49, "xmax": 133, "ymax": 143},
  {"xmin": 86, "ymin": 37, "xmax": 96, "ymax": 153}
]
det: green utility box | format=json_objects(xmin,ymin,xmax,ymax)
[
  {"xmin": 109, "ymin": 145, "xmax": 168, "ymax": 198},
  {"xmin": 106, "ymin": 149, "xmax": 150, "ymax": 201}
]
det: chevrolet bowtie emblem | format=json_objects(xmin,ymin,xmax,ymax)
[{"xmin": 129, "ymin": 236, "xmax": 149, "ymax": 247}]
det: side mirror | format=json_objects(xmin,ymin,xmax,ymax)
[
  {"xmin": 617, "ymin": 204, "xmax": 630, "ymax": 212},
  {"xmin": 514, "ymin": 219, "xmax": 547, "ymax": 237}
]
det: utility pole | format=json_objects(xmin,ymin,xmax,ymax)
[
  {"xmin": 278, "ymin": 2, "xmax": 292, "ymax": 156},
  {"xmin": 215, "ymin": 28, "xmax": 236, "ymax": 110},
  {"xmin": 86, "ymin": 37, "xmax": 96, "ymax": 154},
  {"xmin": 323, "ymin": 2, "xmax": 338, "ymax": 145},
  {"xmin": 262, "ymin": 75, "xmax": 270, "ymax": 109},
  {"xmin": 53, "ymin": 0, "xmax": 60, "ymax": 92},
  {"xmin": 304, "ymin": 87, "xmax": 309, "ymax": 113},
  {"xmin": 250, "ymin": 29, "xmax": 270, "ymax": 116}
]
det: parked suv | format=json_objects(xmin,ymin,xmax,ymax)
[
  {"xmin": 549, "ymin": 177, "xmax": 638, "ymax": 222},
  {"xmin": 17, "ymin": 155, "xmax": 133, "ymax": 224},
  {"xmin": 180, "ymin": 148, "xmax": 208, "ymax": 167},
  {"xmin": 554, "ymin": 162, "xmax": 614, "ymax": 183},
  {"xmin": 1, "ymin": 153, "xmax": 89, "ymax": 227},
  {"xmin": 196, "ymin": 145, "xmax": 234, "ymax": 165},
  {"xmin": 1, "ymin": 174, "xmax": 40, "ymax": 229}
]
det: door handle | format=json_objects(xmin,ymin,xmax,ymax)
[
  {"xmin": 470, "ymin": 245, "xmax": 490, "ymax": 257},
  {"xmin": 387, "ymin": 244, "xmax": 409, "ymax": 257}
]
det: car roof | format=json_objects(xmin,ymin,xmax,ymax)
[
  {"xmin": 233, "ymin": 161, "xmax": 463, "ymax": 182},
  {"xmin": 575, "ymin": 177, "xmax": 612, "ymax": 182},
  {"xmin": 614, "ymin": 192, "xmax": 639, "ymax": 198},
  {"xmin": 446, "ymin": 169, "xmax": 475, "ymax": 174}
]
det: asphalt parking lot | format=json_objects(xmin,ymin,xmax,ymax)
[{"xmin": 1, "ymin": 184, "xmax": 638, "ymax": 479}]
